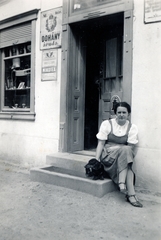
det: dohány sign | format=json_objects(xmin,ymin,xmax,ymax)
[{"xmin": 41, "ymin": 7, "xmax": 62, "ymax": 49}]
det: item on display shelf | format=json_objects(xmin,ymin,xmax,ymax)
[
  {"xmin": 15, "ymin": 69, "xmax": 30, "ymax": 76},
  {"xmin": 12, "ymin": 58, "xmax": 20, "ymax": 69},
  {"xmin": 18, "ymin": 82, "xmax": 25, "ymax": 89},
  {"xmin": 22, "ymin": 103, "xmax": 26, "ymax": 108},
  {"xmin": 6, "ymin": 77, "xmax": 13, "ymax": 89}
]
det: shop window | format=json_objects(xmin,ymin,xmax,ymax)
[
  {"xmin": 3, "ymin": 43, "xmax": 31, "ymax": 110},
  {"xmin": 72, "ymin": 0, "xmax": 110, "ymax": 12},
  {"xmin": 70, "ymin": 0, "xmax": 120, "ymax": 13},
  {"xmin": 0, "ymin": 10, "xmax": 38, "ymax": 120}
]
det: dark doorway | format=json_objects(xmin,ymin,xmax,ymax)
[
  {"xmin": 83, "ymin": 13, "xmax": 123, "ymax": 150},
  {"xmin": 84, "ymin": 30, "xmax": 102, "ymax": 149}
]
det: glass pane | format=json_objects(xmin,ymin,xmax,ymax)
[
  {"xmin": 71, "ymin": 0, "xmax": 111, "ymax": 13},
  {"xmin": 4, "ymin": 47, "xmax": 10, "ymax": 57},
  {"xmin": 4, "ymin": 42, "xmax": 31, "ymax": 110}
]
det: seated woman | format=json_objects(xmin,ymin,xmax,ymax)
[{"xmin": 95, "ymin": 101, "xmax": 143, "ymax": 208}]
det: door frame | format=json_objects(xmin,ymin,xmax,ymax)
[{"xmin": 59, "ymin": 2, "xmax": 133, "ymax": 153}]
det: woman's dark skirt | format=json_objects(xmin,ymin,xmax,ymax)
[{"xmin": 100, "ymin": 144, "xmax": 136, "ymax": 184}]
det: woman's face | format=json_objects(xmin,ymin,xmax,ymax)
[{"xmin": 116, "ymin": 106, "xmax": 129, "ymax": 125}]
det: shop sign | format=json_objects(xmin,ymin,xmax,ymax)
[
  {"xmin": 40, "ymin": 7, "xmax": 62, "ymax": 49},
  {"xmin": 145, "ymin": 0, "xmax": 161, "ymax": 23},
  {"xmin": 42, "ymin": 49, "xmax": 58, "ymax": 81}
]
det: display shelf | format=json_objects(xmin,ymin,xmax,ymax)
[
  {"xmin": 4, "ymin": 53, "xmax": 31, "ymax": 60},
  {"xmin": 5, "ymin": 88, "xmax": 30, "ymax": 91}
]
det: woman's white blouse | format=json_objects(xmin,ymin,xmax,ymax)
[{"xmin": 96, "ymin": 118, "xmax": 138, "ymax": 144}]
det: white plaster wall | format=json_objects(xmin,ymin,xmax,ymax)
[
  {"xmin": 0, "ymin": 0, "xmax": 63, "ymax": 167},
  {"xmin": 132, "ymin": 0, "xmax": 161, "ymax": 193}
]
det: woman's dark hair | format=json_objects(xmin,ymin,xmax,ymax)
[{"xmin": 113, "ymin": 102, "xmax": 131, "ymax": 114}]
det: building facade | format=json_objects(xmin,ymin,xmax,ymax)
[{"xmin": 0, "ymin": 0, "xmax": 161, "ymax": 193}]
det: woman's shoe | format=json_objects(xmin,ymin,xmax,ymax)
[
  {"xmin": 118, "ymin": 182, "xmax": 127, "ymax": 194},
  {"xmin": 126, "ymin": 195, "xmax": 143, "ymax": 208}
]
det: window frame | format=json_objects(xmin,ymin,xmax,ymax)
[
  {"xmin": 0, "ymin": 9, "xmax": 39, "ymax": 121},
  {"xmin": 63, "ymin": 0, "xmax": 133, "ymax": 25}
]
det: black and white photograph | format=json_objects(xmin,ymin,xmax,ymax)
[{"xmin": 0, "ymin": 0, "xmax": 160, "ymax": 239}]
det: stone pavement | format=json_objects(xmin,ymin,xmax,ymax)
[{"xmin": 0, "ymin": 161, "xmax": 161, "ymax": 240}]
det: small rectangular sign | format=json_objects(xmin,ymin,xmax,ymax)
[
  {"xmin": 145, "ymin": 0, "xmax": 161, "ymax": 23},
  {"xmin": 42, "ymin": 49, "xmax": 58, "ymax": 81}
]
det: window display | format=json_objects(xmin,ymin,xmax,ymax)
[{"xmin": 4, "ymin": 43, "xmax": 31, "ymax": 110}]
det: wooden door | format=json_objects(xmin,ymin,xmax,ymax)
[
  {"xmin": 99, "ymin": 36, "xmax": 123, "ymax": 126},
  {"xmin": 68, "ymin": 26, "xmax": 86, "ymax": 152}
]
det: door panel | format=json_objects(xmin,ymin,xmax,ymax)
[
  {"xmin": 106, "ymin": 38, "xmax": 117, "ymax": 78},
  {"xmin": 69, "ymin": 27, "xmax": 86, "ymax": 151},
  {"xmin": 99, "ymin": 36, "xmax": 123, "ymax": 126}
]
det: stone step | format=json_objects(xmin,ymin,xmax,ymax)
[
  {"xmin": 30, "ymin": 152, "xmax": 117, "ymax": 198},
  {"xmin": 46, "ymin": 152, "xmax": 94, "ymax": 173}
]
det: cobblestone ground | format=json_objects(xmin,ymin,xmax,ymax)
[{"xmin": 0, "ymin": 161, "xmax": 161, "ymax": 240}]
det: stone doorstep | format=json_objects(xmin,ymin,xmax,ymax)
[
  {"xmin": 46, "ymin": 152, "xmax": 95, "ymax": 173},
  {"xmin": 30, "ymin": 152, "xmax": 117, "ymax": 198}
]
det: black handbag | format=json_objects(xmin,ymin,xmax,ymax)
[{"xmin": 84, "ymin": 158, "xmax": 105, "ymax": 180}]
